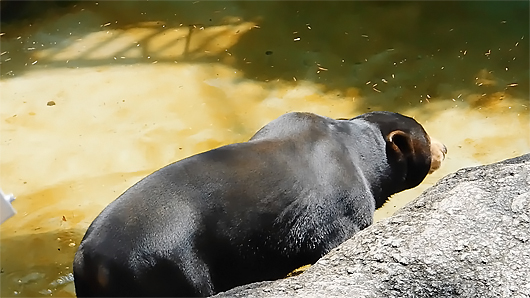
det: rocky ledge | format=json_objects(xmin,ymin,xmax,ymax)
[{"xmin": 214, "ymin": 154, "xmax": 530, "ymax": 298}]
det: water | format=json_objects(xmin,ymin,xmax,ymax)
[{"xmin": 0, "ymin": 1, "xmax": 528, "ymax": 297}]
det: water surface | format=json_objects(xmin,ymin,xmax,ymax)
[{"xmin": 0, "ymin": 2, "xmax": 528, "ymax": 296}]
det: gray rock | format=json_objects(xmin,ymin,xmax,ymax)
[{"xmin": 214, "ymin": 154, "xmax": 530, "ymax": 298}]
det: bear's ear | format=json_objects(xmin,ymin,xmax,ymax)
[{"xmin": 386, "ymin": 130, "xmax": 414, "ymax": 157}]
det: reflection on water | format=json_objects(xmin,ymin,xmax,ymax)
[{"xmin": 0, "ymin": 1, "xmax": 528, "ymax": 297}]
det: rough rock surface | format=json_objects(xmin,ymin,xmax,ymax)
[{"xmin": 214, "ymin": 154, "xmax": 530, "ymax": 298}]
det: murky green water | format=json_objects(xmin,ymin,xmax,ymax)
[{"xmin": 0, "ymin": 1, "xmax": 528, "ymax": 297}]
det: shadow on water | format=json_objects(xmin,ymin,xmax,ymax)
[
  {"xmin": 0, "ymin": 229, "xmax": 82, "ymax": 297},
  {"xmin": 227, "ymin": 1, "xmax": 529, "ymax": 106},
  {"xmin": 0, "ymin": 0, "xmax": 77, "ymax": 24},
  {"xmin": 0, "ymin": 170, "xmax": 157, "ymax": 297},
  {"xmin": 1, "ymin": 1, "xmax": 528, "ymax": 115}
]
